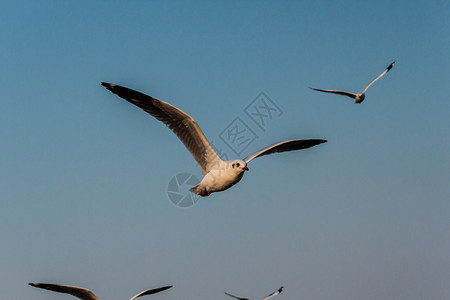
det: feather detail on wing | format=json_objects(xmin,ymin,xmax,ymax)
[
  {"xmin": 224, "ymin": 291, "xmax": 249, "ymax": 300},
  {"xmin": 309, "ymin": 87, "xmax": 357, "ymax": 99},
  {"xmin": 29, "ymin": 283, "xmax": 99, "ymax": 300},
  {"xmin": 261, "ymin": 286, "xmax": 284, "ymax": 300},
  {"xmin": 101, "ymin": 82, "xmax": 221, "ymax": 175},
  {"xmin": 129, "ymin": 285, "xmax": 173, "ymax": 300},
  {"xmin": 243, "ymin": 139, "xmax": 327, "ymax": 164},
  {"xmin": 361, "ymin": 61, "xmax": 395, "ymax": 94}
]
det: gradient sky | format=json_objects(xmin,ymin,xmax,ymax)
[{"xmin": 1, "ymin": 1, "xmax": 449, "ymax": 299}]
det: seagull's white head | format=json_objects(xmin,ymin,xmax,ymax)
[{"xmin": 230, "ymin": 160, "xmax": 249, "ymax": 173}]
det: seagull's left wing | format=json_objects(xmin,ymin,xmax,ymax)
[
  {"xmin": 261, "ymin": 286, "xmax": 283, "ymax": 300},
  {"xmin": 361, "ymin": 61, "xmax": 395, "ymax": 94},
  {"xmin": 243, "ymin": 139, "xmax": 327, "ymax": 164},
  {"xmin": 129, "ymin": 285, "xmax": 173, "ymax": 300},
  {"xmin": 309, "ymin": 87, "xmax": 358, "ymax": 99},
  {"xmin": 28, "ymin": 283, "xmax": 99, "ymax": 300},
  {"xmin": 101, "ymin": 82, "xmax": 221, "ymax": 175},
  {"xmin": 224, "ymin": 291, "xmax": 249, "ymax": 300}
]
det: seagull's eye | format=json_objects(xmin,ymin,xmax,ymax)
[{"xmin": 236, "ymin": 163, "xmax": 240, "ymax": 167}]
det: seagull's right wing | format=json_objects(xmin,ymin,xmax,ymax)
[
  {"xmin": 261, "ymin": 286, "xmax": 284, "ymax": 300},
  {"xmin": 309, "ymin": 87, "xmax": 357, "ymax": 99},
  {"xmin": 361, "ymin": 61, "xmax": 395, "ymax": 94},
  {"xmin": 129, "ymin": 285, "xmax": 173, "ymax": 300},
  {"xmin": 224, "ymin": 291, "xmax": 250, "ymax": 300},
  {"xmin": 101, "ymin": 82, "xmax": 221, "ymax": 175},
  {"xmin": 29, "ymin": 283, "xmax": 99, "ymax": 300}
]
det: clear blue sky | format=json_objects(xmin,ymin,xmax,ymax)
[{"xmin": 1, "ymin": 1, "xmax": 449, "ymax": 299}]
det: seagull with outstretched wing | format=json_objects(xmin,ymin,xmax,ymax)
[
  {"xmin": 101, "ymin": 83, "xmax": 326, "ymax": 196},
  {"xmin": 28, "ymin": 283, "xmax": 172, "ymax": 300},
  {"xmin": 310, "ymin": 61, "xmax": 395, "ymax": 103},
  {"xmin": 224, "ymin": 286, "xmax": 284, "ymax": 300}
]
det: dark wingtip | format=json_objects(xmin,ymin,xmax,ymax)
[
  {"xmin": 320, "ymin": 139, "xmax": 327, "ymax": 144},
  {"xmin": 101, "ymin": 82, "xmax": 114, "ymax": 89},
  {"xmin": 28, "ymin": 283, "xmax": 37, "ymax": 287},
  {"xmin": 387, "ymin": 61, "xmax": 395, "ymax": 71}
]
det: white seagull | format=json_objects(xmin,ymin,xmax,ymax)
[
  {"xmin": 224, "ymin": 286, "xmax": 284, "ymax": 300},
  {"xmin": 101, "ymin": 83, "xmax": 327, "ymax": 196},
  {"xmin": 309, "ymin": 61, "xmax": 395, "ymax": 103},
  {"xmin": 28, "ymin": 283, "xmax": 172, "ymax": 300}
]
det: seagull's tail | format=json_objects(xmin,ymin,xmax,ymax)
[
  {"xmin": 189, "ymin": 184, "xmax": 202, "ymax": 194},
  {"xmin": 190, "ymin": 184, "xmax": 209, "ymax": 197}
]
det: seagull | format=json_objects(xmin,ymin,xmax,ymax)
[
  {"xmin": 224, "ymin": 286, "xmax": 284, "ymax": 300},
  {"xmin": 309, "ymin": 61, "xmax": 395, "ymax": 103},
  {"xmin": 101, "ymin": 83, "xmax": 327, "ymax": 196},
  {"xmin": 28, "ymin": 283, "xmax": 172, "ymax": 300}
]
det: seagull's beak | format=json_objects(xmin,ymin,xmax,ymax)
[{"xmin": 243, "ymin": 166, "xmax": 249, "ymax": 171}]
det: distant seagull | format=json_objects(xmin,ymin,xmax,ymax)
[
  {"xmin": 28, "ymin": 283, "xmax": 172, "ymax": 300},
  {"xmin": 309, "ymin": 61, "xmax": 395, "ymax": 103},
  {"xmin": 224, "ymin": 286, "xmax": 284, "ymax": 300},
  {"xmin": 101, "ymin": 82, "xmax": 326, "ymax": 196}
]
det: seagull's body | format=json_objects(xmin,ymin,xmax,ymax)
[
  {"xmin": 224, "ymin": 286, "xmax": 284, "ymax": 300},
  {"xmin": 310, "ymin": 61, "xmax": 395, "ymax": 103},
  {"xmin": 193, "ymin": 160, "xmax": 246, "ymax": 195},
  {"xmin": 102, "ymin": 82, "xmax": 326, "ymax": 196},
  {"xmin": 28, "ymin": 283, "xmax": 172, "ymax": 300}
]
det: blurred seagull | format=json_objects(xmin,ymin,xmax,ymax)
[
  {"xmin": 101, "ymin": 83, "xmax": 327, "ymax": 196},
  {"xmin": 28, "ymin": 283, "xmax": 172, "ymax": 300},
  {"xmin": 309, "ymin": 61, "xmax": 395, "ymax": 103},
  {"xmin": 224, "ymin": 286, "xmax": 284, "ymax": 300}
]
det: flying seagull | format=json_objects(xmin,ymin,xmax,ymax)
[
  {"xmin": 224, "ymin": 286, "xmax": 284, "ymax": 300},
  {"xmin": 101, "ymin": 82, "xmax": 327, "ymax": 196},
  {"xmin": 309, "ymin": 61, "xmax": 395, "ymax": 103},
  {"xmin": 28, "ymin": 283, "xmax": 172, "ymax": 300}
]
